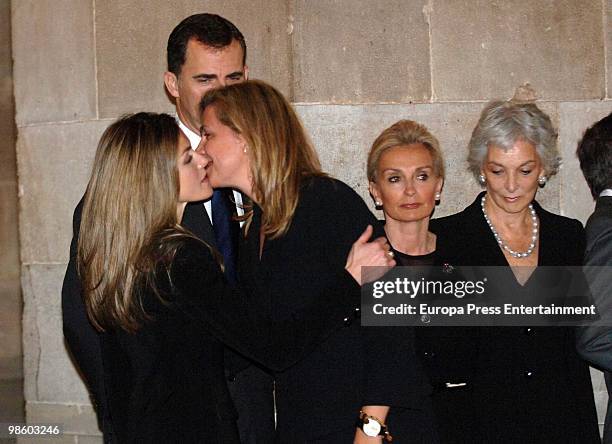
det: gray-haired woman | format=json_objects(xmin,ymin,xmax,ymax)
[{"xmin": 426, "ymin": 100, "xmax": 600, "ymax": 443}]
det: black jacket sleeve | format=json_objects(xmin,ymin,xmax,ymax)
[
  {"xmin": 295, "ymin": 179, "xmax": 430, "ymax": 409},
  {"xmin": 576, "ymin": 211, "xmax": 612, "ymax": 371},
  {"xmin": 169, "ymin": 238, "xmax": 360, "ymax": 372}
]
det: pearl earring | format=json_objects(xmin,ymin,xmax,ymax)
[
  {"xmin": 435, "ymin": 192, "xmax": 441, "ymax": 202},
  {"xmin": 478, "ymin": 174, "xmax": 486, "ymax": 185},
  {"xmin": 375, "ymin": 201, "xmax": 382, "ymax": 207},
  {"xmin": 538, "ymin": 176, "xmax": 547, "ymax": 187}
]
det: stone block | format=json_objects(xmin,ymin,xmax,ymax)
[
  {"xmin": 76, "ymin": 435, "xmax": 104, "ymax": 444},
  {"xmin": 296, "ymin": 102, "xmax": 559, "ymax": 218},
  {"xmin": 96, "ymin": 0, "xmax": 290, "ymax": 118},
  {"xmin": 0, "ymin": 0, "xmax": 16, "ymax": 176},
  {"xmin": 215, "ymin": 0, "xmax": 292, "ymax": 97},
  {"xmin": 0, "ymin": 377, "xmax": 24, "ymax": 423},
  {"xmin": 0, "ymin": 278, "xmax": 22, "ymax": 370},
  {"xmin": 0, "ymin": 0, "xmax": 11, "ymax": 74},
  {"xmin": 0, "ymin": 130, "xmax": 17, "ymax": 179},
  {"xmin": 558, "ymin": 101, "xmax": 612, "ymax": 223},
  {"xmin": 0, "ymin": 181, "xmax": 20, "ymax": 280},
  {"xmin": 0, "ymin": 354, "xmax": 22, "ymax": 381},
  {"xmin": 75, "ymin": 436, "xmax": 102, "ymax": 444},
  {"xmin": 11, "ymin": 0, "xmax": 96, "ymax": 125},
  {"xmin": 17, "ymin": 435, "xmax": 75, "ymax": 444},
  {"xmin": 0, "ymin": 131, "xmax": 16, "ymax": 182},
  {"xmin": 292, "ymin": 0, "xmax": 430, "ymax": 103},
  {"xmin": 590, "ymin": 367, "xmax": 608, "ymax": 434},
  {"xmin": 0, "ymin": 0, "xmax": 10, "ymax": 74},
  {"xmin": 16, "ymin": 120, "xmax": 111, "ymax": 264},
  {"xmin": 431, "ymin": 0, "xmax": 605, "ymax": 101},
  {"xmin": 26, "ymin": 402, "xmax": 100, "ymax": 436},
  {"xmin": 21, "ymin": 265, "xmax": 92, "ymax": 404}
]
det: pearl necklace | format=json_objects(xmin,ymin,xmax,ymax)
[{"xmin": 481, "ymin": 195, "xmax": 538, "ymax": 259}]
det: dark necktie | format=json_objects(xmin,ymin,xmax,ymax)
[{"xmin": 212, "ymin": 188, "xmax": 239, "ymax": 283}]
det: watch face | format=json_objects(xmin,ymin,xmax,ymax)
[{"xmin": 363, "ymin": 419, "xmax": 382, "ymax": 437}]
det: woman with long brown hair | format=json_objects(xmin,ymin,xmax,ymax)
[
  {"xmin": 76, "ymin": 112, "xmax": 392, "ymax": 443},
  {"xmin": 199, "ymin": 80, "xmax": 435, "ymax": 443}
]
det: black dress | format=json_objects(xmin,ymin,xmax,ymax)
[
  {"xmin": 424, "ymin": 192, "xmax": 600, "ymax": 444},
  {"xmin": 101, "ymin": 237, "xmax": 362, "ymax": 443},
  {"xmin": 239, "ymin": 176, "xmax": 437, "ymax": 443},
  {"xmin": 391, "ymin": 247, "xmax": 436, "ymax": 267}
]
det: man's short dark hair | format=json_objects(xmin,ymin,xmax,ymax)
[
  {"xmin": 167, "ymin": 13, "xmax": 246, "ymax": 75},
  {"xmin": 577, "ymin": 112, "xmax": 612, "ymax": 199}
]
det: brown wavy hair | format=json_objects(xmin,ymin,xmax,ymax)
[
  {"xmin": 78, "ymin": 112, "xmax": 194, "ymax": 333},
  {"xmin": 200, "ymin": 80, "xmax": 325, "ymax": 238}
]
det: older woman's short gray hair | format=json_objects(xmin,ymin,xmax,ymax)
[{"xmin": 467, "ymin": 100, "xmax": 560, "ymax": 182}]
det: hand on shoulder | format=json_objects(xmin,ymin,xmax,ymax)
[{"xmin": 345, "ymin": 225, "xmax": 395, "ymax": 285}]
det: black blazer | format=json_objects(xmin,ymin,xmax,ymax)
[
  {"xmin": 101, "ymin": 237, "xmax": 362, "ymax": 443},
  {"xmin": 239, "ymin": 177, "xmax": 437, "ymax": 442},
  {"xmin": 426, "ymin": 192, "xmax": 600, "ymax": 444},
  {"xmin": 101, "ymin": 239, "xmax": 239, "ymax": 443},
  {"xmin": 62, "ymin": 198, "xmax": 111, "ymax": 437},
  {"xmin": 61, "ymin": 200, "xmax": 248, "ymax": 441},
  {"xmin": 576, "ymin": 195, "xmax": 612, "ymax": 442}
]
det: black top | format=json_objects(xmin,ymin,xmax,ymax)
[
  {"xmin": 102, "ymin": 237, "xmax": 362, "ymax": 443},
  {"xmin": 391, "ymin": 247, "xmax": 436, "ymax": 267},
  {"xmin": 62, "ymin": 198, "xmax": 111, "ymax": 436},
  {"xmin": 63, "ymin": 195, "xmax": 360, "ymax": 442},
  {"xmin": 62, "ymin": 199, "xmax": 239, "ymax": 441},
  {"xmin": 425, "ymin": 192, "xmax": 600, "ymax": 444},
  {"xmin": 239, "ymin": 176, "xmax": 437, "ymax": 442},
  {"xmin": 62, "ymin": 197, "xmax": 219, "ymax": 442}
]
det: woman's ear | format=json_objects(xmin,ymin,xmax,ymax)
[
  {"xmin": 435, "ymin": 177, "xmax": 444, "ymax": 194},
  {"xmin": 369, "ymin": 181, "xmax": 382, "ymax": 207},
  {"xmin": 234, "ymin": 133, "xmax": 248, "ymax": 154},
  {"xmin": 478, "ymin": 170, "xmax": 487, "ymax": 186}
]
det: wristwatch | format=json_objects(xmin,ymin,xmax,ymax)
[{"xmin": 356, "ymin": 411, "xmax": 393, "ymax": 442}]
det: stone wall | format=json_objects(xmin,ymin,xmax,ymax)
[
  {"xmin": 0, "ymin": 0, "xmax": 23, "ymax": 426},
  {"xmin": 10, "ymin": 1, "xmax": 612, "ymax": 441}
]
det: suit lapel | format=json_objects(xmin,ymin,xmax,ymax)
[
  {"xmin": 586, "ymin": 196, "xmax": 612, "ymax": 254},
  {"xmin": 595, "ymin": 196, "xmax": 612, "ymax": 216},
  {"xmin": 181, "ymin": 201, "xmax": 216, "ymax": 246}
]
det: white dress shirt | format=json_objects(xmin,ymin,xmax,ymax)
[{"xmin": 177, "ymin": 119, "xmax": 244, "ymax": 225}]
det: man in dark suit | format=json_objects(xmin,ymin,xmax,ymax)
[
  {"xmin": 62, "ymin": 13, "xmax": 275, "ymax": 443},
  {"xmin": 576, "ymin": 111, "xmax": 612, "ymax": 443}
]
